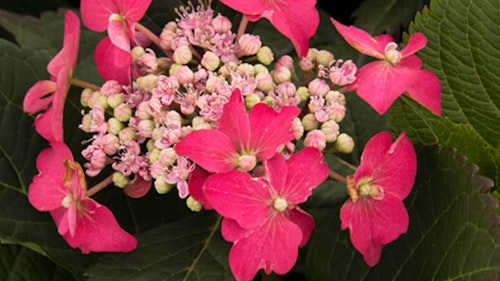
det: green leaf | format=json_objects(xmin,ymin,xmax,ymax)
[
  {"xmin": 305, "ymin": 146, "xmax": 500, "ymax": 281},
  {"xmin": 388, "ymin": 0, "xmax": 500, "ymax": 185},
  {"xmin": 0, "ymin": 243, "xmax": 76, "ymax": 281},
  {"xmin": 86, "ymin": 211, "xmax": 234, "ymax": 281},
  {"xmin": 352, "ymin": 0, "xmax": 429, "ymax": 36}
]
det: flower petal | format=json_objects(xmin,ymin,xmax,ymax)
[
  {"xmin": 287, "ymin": 208, "xmax": 314, "ymax": 247},
  {"xmin": 23, "ymin": 80, "xmax": 57, "ymax": 115},
  {"xmin": 94, "ymin": 37, "xmax": 132, "ymax": 85},
  {"xmin": 340, "ymin": 193, "xmax": 409, "ymax": 266},
  {"xmin": 349, "ymin": 56, "xmax": 422, "ymax": 114},
  {"xmin": 123, "ymin": 175, "xmax": 151, "ymax": 198},
  {"xmin": 175, "ymin": 129, "xmax": 238, "ymax": 173},
  {"xmin": 331, "ymin": 18, "xmax": 392, "ymax": 59},
  {"xmin": 281, "ymin": 147, "xmax": 328, "ymax": 203},
  {"xmin": 47, "ymin": 11, "xmax": 80, "ymax": 77},
  {"xmin": 249, "ymin": 104, "xmax": 300, "ymax": 160},
  {"xmin": 187, "ymin": 166, "xmax": 213, "ymax": 209},
  {"xmin": 54, "ymin": 198, "xmax": 137, "ymax": 253},
  {"xmin": 228, "ymin": 215, "xmax": 303, "ymax": 280},
  {"xmin": 107, "ymin": 18, "xmax": 131, "ymax": 52},
  {"xmin": 204, "ymin": 170, "xmax": 270, "ymax": 229},
  {"xmin": 400, "ymin": 33, "xmax": 427, "ymax": 58},
  {"xmin": 217, "ymin": 89, "xmax": 250, "ymax": 150},
  {"xmin": 28, "ymin": 142, "xmax": 73, "ymax": 211},
  {"xmin": 405, "ymin": 69, "xmax": 442, "ymax": 115},
  {"xmin": 80, "ymin": 0, "xmax": 115, "ymax": 32}
]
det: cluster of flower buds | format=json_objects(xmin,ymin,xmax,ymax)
[{"xmin": 77, "ymin": 1, "xmax": 356, "ymax": 202}]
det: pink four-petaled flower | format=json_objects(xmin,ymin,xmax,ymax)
[
  {"xmin": 28, "ymin": 142, "xmax": 137, "ymax": 253},
  {"xmin": 204, "ymin": 147, "xmax": 328, "ymax": 281},
  {"xmin": 340, "ymin": 131, "xmax": 416, "ymax": 266},
  {"xmin": 331, "ymin": 19, "xmax": 441, "ymax": 115},
  {"xmin": 23, "ymin": 11, "xmax": 80, "ymax": 142},
  {"xmin": 220, "ymin": 0, "xmax": 319, "ymax": 57}
]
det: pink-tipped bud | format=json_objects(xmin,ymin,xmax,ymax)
[
  {"xmin": 236, "ymin": 63, "xmax": 255, "ymax": 76},
  {"xmin": 299, "ymin": 56, "xmax": 315, "ymax": 72},
  {"xmin": 173, "ymin": 65, "xmax": 194, "ymax": 84},
  {"xmin": 321, "ymin": 120, "xmax": 340, "ymax": 142},
  {"xmin": 302, "ymin": 113, "xmax": 319, "ymax": 131},
  {"xmin": 101, "ymin": 134, "xmax": 120, "ymax": 155},
  {"xmin": 201, "ymin": 51, "xmax": 221, "ymax": 71},
  {"xmin": 304, "ymin": 129, "xmax": 327, "ymax": 151},
  {"xmin": 114, "ymin": 103, "xmax": 133, "ymax": 122},
  {"xmin": 137, "ymin": 119, "xmax": 155, "ymax": 138},
  {"xmin": 173, "ymin": 45, "xmax": 193, "ymax": 65},
  {"xmin": 292, "ymin": 117, "xmax": 304, "ymax": 140},
  {"xmin": 118, "ymin": 127, "xmax": 138, "ymax": 141},
  {"xmin": 212, "ymin": 14, "xmax": 232, "ymax": 33},
  {"xmin": 255, "ymin": 72, "xmax": 275, "ymax": 92},
  {"xmin": 276, "ymin": 55, "xmax": 294, "ymax": 70},
  {"xmin": 238, "ymin": 34, "xmax": 262, "ymax": 56},
  {"xmin": 272, "ymin": 66, "xmax": 291, "ymax": 83},
  {"xmin": 101, "ymin": 80, "xmax": 123, "ymax": 97},
  {"xmin": 135, "ymin": 101, "xmax": 152, "ymax": 120},
  {"xmin": 308, "ymin": 78, "xmax": 330, "ymax": 97}
]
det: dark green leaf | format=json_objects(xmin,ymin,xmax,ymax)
[
  {"xmin": 86, "ymin": 211, "xmax": 234, "ymax": 281},
  {"xmin": 0, "ymin": 243, "xmax": 76, "ymax": 281},
  {"xmin": 305, "ymin": 147, "xmax": 500, "ymax": 281}
]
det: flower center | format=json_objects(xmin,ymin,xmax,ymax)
[
  {"xmin": 346, "ymin": 176, "xmax": 384, "ymax": 202},
  {"xmin": 273, "ymin": 197, "xmax": 288, "ymax": 212},
  {"xmin": 238, "ymin": 154, "xmax": 257, "ymax": 171},
  {"xmin": 61, "ymin": 195, "xmax": 72, "ymax": 208},
  {"xmin": 384, "ymin": 42, "xmax": 402, "ymax": 65}
]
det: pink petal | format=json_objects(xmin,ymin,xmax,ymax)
[
  {"xmin": 28, "ymin": 143, "xmax": 73, "ymax": 211},
  {"xmin": 263, "ymin": 151, "xmax": 288, "ymax": 195},
  {"xmin": 175, "ymin": 129, "xmax": 238, "ymax": 173},
  {"xmin": 331, "ymin": 18, "xmax": 392, "ymax": 59},
  {"xmin": 340, "ymin": 194, "xmax": 409, "ymax": 266},
  {"xmin": 23, "ymin": 80, "xmax": 56, "ymax": 115},
  {"xmin": 187, "ymin": 166, "xmax": 213, "ymax": 209},
  {"xmin": 47, "ymin": 11, "xmax": 80, "ymax": 77},
  {"xmin": 204, "ymin": 171, "xmax": 270, "ymax": 230},
  {"xmin": 34, "ymin": 67, "xmax": 70, "ymax": 142},
  {"xmin": 94, "ymin": 37, "xmax": 132, "ymax": 85},
  {"xmin": 217, "ymin": 89, "xmax": 250, "ymax": 150},
  {"xmin": 349, "ymin": 56, "xmax": 422, "ymax": 114},
  {"xmin": 355, "ymin": 132, "xmax": 416, "ymax": 199},
  {"xmin": 115, "ymin": 0, "xmax": 152, "ymax": 23},
  {"xmin": 405, "ymin": 69, "xmax": 442, "ymax": 115},
  {"xmin": 249, "ymin": 104, "xmax": 300, "ymax": 160},
  {"xmin": 287, "ymin": 208, "xmax": 314, "ymax": 247},
  {"xmin": 221, "ymin": 217, "xmax": 253, "ymax": 242},
  {"xmin": 218, "ymin": 0, "xmax": 265, "ymax": 16},
  {"xmin": 80, "ymin": 0, "xmax": 115, "ymax": 32},
  {"xmin": 228, "ymin": 215, "xmax": 303, "ymax": 280},
  {"xmin": 280, "ymin": 147, "xmax": 328, "ymax": 203},
  {"xmin": 107, "ymin": 18, "xmax": 132, "ymax": 52},
  {"xmin": 263, "ymin": 1, "xmax": 319, "ymax": 57},
  {"xmin": 400, "ymin": 33, "xmax": 427, "ymax": 58},
  {"xmin": 55, "ymin": 198, "xmax": 137, "ymax": 253},
  {"xmin": 123, "ymin": 176, "xmax": 151, "ymax": 198}
]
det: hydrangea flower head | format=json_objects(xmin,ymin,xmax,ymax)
[
  {"xmin": 220, "ymin": 0, "xmax": 319, "ymax": 57},
  {"xmin": 23, "ymin": 11, "xmax": 80, "ymax": 142},
  {"xmin": 331, "ymin": 19, "xmax": 441, "ymax": 115},
  {"xmin": 204, "ymin": 147, "xmax": 328, "ymax": 280},
  {"xmin": 28, "ymin": 142, "xmax": 137, "ymax": 253},
  {"xmin": 340, "ymin": 131, "xmax": 416, "ymax": 266}
]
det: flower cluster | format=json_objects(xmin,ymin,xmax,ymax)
[{"xmin": 23, "ymin": 0, "xmax": 440, "ymax": 280}]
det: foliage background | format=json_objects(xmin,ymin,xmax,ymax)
[{"xmin": 0, "ymin": 0, "xmax": 498, "ymax": 280}]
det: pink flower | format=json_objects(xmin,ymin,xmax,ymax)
[
  {"xmin": 81, "ymin": 0, "xmax": 151, "ymax": 85},
  {"xmin": 331, "ymin": 19, "xmax": 441, "ymax": 115},
  {"xmin": 28, "ymin": 142, "xmax": 137, "ymax": 253},
  {"xmin": 204, "ymin": 148, "xmax": 328, "ymax": 280},
  {"xmin": 220, "ymin": 0, "xmax": 319, "ymax": 57},
  {"xmin": 175, "ymin": 89, "xmax": 300, "ymax": 173},
  {"xmin": 340, "ymin": 131, "xmax": 416, "ymax": 266},
  {"xmin": 23, "ymin": 11, "xmax": 80, "ymax": 142}
]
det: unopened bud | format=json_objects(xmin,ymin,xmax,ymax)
[
  {"xmin": 131, "ymin": 46, "xmax": 146, "ymax": 62},
  {"xmin": 114, "ymin": 103, "xmax": 133, "ymax": 122},
  {"xmin": 304, "ymin": 129, "xmax": 327, "ymax": 151},
  {"xmin": 308, "ymin": 78, "xmax": 330, "ymax": 97},
  {"xmin": 119, "ymin": 127, "xmax": 137, "ymax": 141},
  {"xmin": 154, "ymin": 176, "xmax": 174, "ymax": 194},
  {"xmin": 334, "ymin": 133, "xmax": 355, "ymax": 153},
  {"xmin": 292, "ymin": 117, "xmax": 304, "ymax": 140},
  {"xmin": 237, "ymin": 63, "xmax": 255, "ymax": 76},
  {"xmin": 238, "ymin": 34, "xmax": 262, "ymax": 56},
  {"xmin": 212, "ymin": 14, "xmax": 232, "ymax": 33},
  {"xmin": 321, "ymin": 120, "xmax": 340, "ymax": 142},
  {"xmin": 245, "ymin": 94, "xmax": 261, "ymax": 109},
  {"xmin": 316, "ymin": 50, "xmax": 334, "ymax": 66},
  {"xmin": 296, "ymin": 86, "xmax": 310, "ymax": 102},
  {"xmin": 112, "ymin": 171, "xmax": 130, "ymax": 188},
  {"xmin": 173, "ymin": 45, "xmax": 193, "ymax": 65},
  {"xmin": 107, "ymin": 93, "xmax": 124, "ymax": 109},
  {"xmin": 136, "ymin": 74, "xmax": 157, "ymax": 93},
  {"xmin": 107, "ymin": 117, "xmax": 124, "ymax": 135},
  {"xmin": 257, "ymin": 46, "xmax": 274, "ymax": 65},
  {"xmin": 186, "ymin": 195, "xmax": 203, "ymax": 212},
  {"xmin": 80, "ymin": 88, "xmax": 93, "ymax": 107},
  {"xmin": 201, "ymin": 51, "xmax": 220, "ymax": 71},
  {"xmin": 302, "ymin": 113, "xmax": 319, "ymax": 131},
  {"xmin": 272, "ymin": 66, "xmax": 291, "ymax": 83},
  {"xmin": 101, "ymin": 134, "xmax": 119, "ymax": 155},
  {"xmin": 255, "ymin": 72, "xmax": 274, "ymax": 92}
]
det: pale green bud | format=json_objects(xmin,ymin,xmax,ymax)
[
  {"xmin": 186, "ymin": 196, "xmax": 203, "ymax": 212},
  {"xmin": 107, "ymin": 117, "xmax": 124, "ymax": 135},
  {"xmin": 257, "ymin": 46, "xmax": 274, "ymax": 65},
  {"xmin": 296, "ymin": 86, "xmax": 310, "ymax": 102},
  {"xmin": 302, "ymin": 113, "xmax": 319, "ymax": 131},
  {"xmin": 154, "ymin": 177, "xmax": 174, "ymax": 194},
  {"xmin": 107, "ymin": 93, "xmax": 124, "ymax": 109},
  {"xmin": 334, "ymin": 133, "xmax": 355, "ymax": 153},
  {"xmin": 316, "ymin": 50, "xmax": 334, "ymax": 66},
  {"xmin": 245, "ymin": 94, "xmax": 261, "ymax": 109},
  {"xmin": 80, "ymin": 88, "xmax": 93, "ymax": 107},
  {"xmin": 113, "ymin": 103, "xmax": 133, "ymax": 122},
  {"xmin": 118, "ymin": 127, "xmax": 138, "ymax": 141},
  {"xmin": 112, "ymin": 171, "xmax": 130, "ymax": 188}
]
